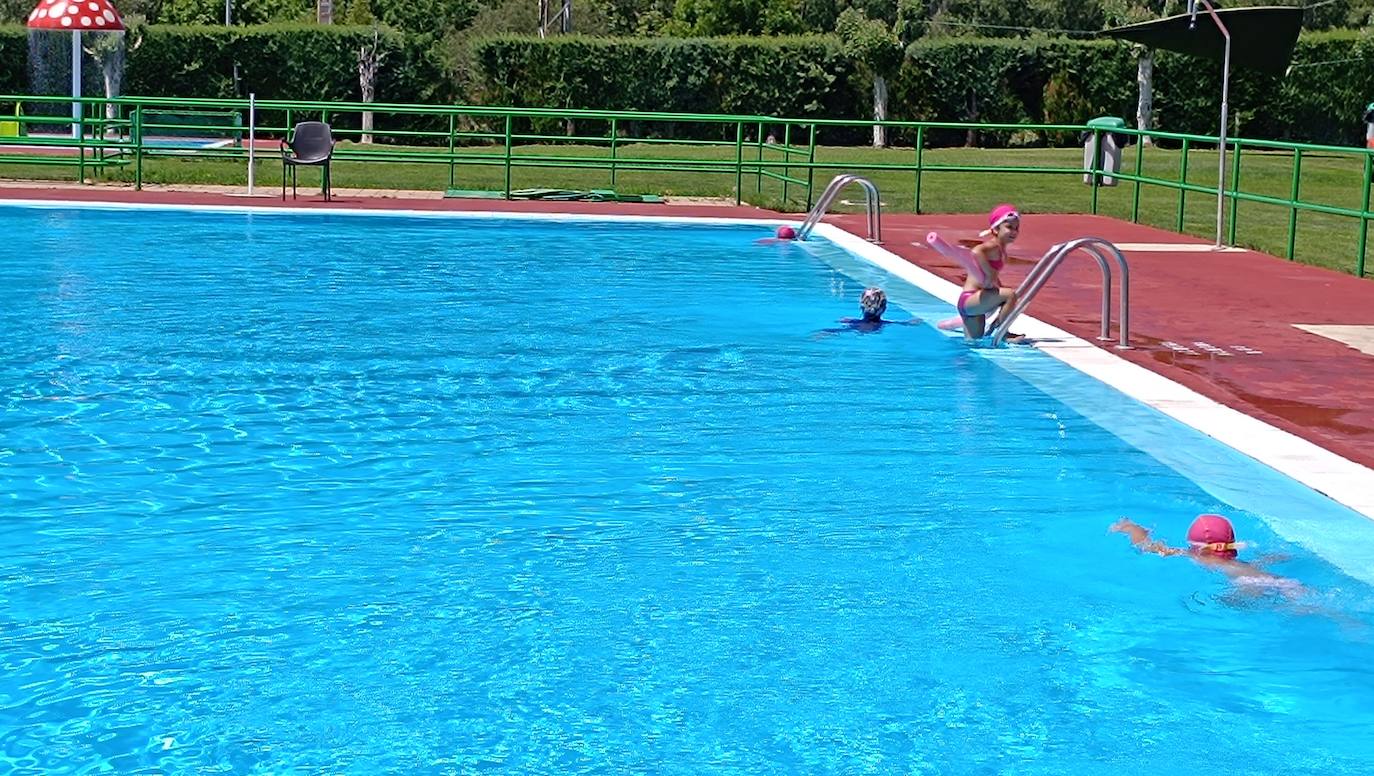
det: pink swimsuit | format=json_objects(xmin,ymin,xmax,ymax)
[{"xmin": 957, "ymin": 249, "xmax": 1006, "ymax": 316}]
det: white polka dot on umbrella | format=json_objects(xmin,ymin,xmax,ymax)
[{"xmin": 26, "ymin": 0, "xmax": 122, "ymax": 29}]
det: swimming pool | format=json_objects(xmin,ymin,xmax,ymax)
[{"xmin": 3, "ymin": 203, "xmax": 1374, "ymax": 773}]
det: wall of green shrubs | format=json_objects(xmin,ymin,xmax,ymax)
[{"xmin": 1, "ymin": 23, "xmax": 1371, "ymax": 146}]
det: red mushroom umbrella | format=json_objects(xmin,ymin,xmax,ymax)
[{"xmin": 27, "ymin": 0, "xmax": 124, "ymax": 138}]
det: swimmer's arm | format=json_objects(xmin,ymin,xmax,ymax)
[
  {"xmin": 809, "ymin": 326, "xmax": 848, "ymax": 340},
  {"xmin": 1250, "ymin": 552, "xmax": 1292, "ymax": 568},
  {"xmin": 1110, "ymin": 518, "xmax": 1188, "ymax": 557}
]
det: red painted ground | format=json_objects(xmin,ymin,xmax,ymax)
[{"xmin": 4, "ymin": 185, "xmax": 1373, "ymax": 470}]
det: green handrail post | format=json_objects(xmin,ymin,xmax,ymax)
[
  {"xmin": 1227, "ymin": 139, "xmax": 1242, "ymax": 245},
  {"xmin": 133, "ymin": 104, "xmax": 143, "ymax": 190},
  {"xmin": 1360, "ymin": 151, "xmax": 1372, "ymax": 277},
  {"xmin": 1176, "ymin": 137, "xmax": 1191, "ymax": 232},
  {"xmin": 609, "ymin": 117, "xmax": 618, "ymax": 188},
  {"xmin": 1286, "ymin": 148, "xmax": 1303, "ymax": 260},
  {"xmin": 805, "ymin": 124, "xmax": 817, "ymax": 211},
  {"xmin": 914, "ymin": 125, "xmax": 925, "ymax": 213},
  {"xmin": 503, "ymin": 115, "xmax": 513, "ymax": 199},
  {"xmin": 1131, "ymin": 134, "xmax": 1144, "ymax": 223},
  {"xmin": 755, "ymin": 121, "xmax": 764, "ymax": 195},
  {"xmin": 782, "ymin": 123, "xmax": 791, "ymax": 205},
  {"xmin": 1089, "ymin": 129, "xmax": 1102, "ymax": 215},
  {"xmin": 76, "ymin": 103, "xmax": 85, "ymax": 185},
  {"xmin": 733, "ymin": 122, "xmax": 744, "ymax": 205},
  {"xmin": 447, "ymin": 113, "xmax": 456, "ymax": 189}
]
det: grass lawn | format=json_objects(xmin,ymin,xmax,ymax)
[{"xmin": 3, "ymin": 140, "xmax": 1369, "ymax": 277}]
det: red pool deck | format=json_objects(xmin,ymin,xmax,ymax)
[{"xmin": 5, "ymin": 184, "xmax": 1373, "ymax": 472}]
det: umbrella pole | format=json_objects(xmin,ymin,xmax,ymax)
[
  {"xmin": 1216, "ymin": 29, "xmax": 1231, "ymax": 247},
  {"xmin": 1195, "ymin": 0, "xmax": 1232, "ymax": 247},
  {"xmin": 70, "ymin": 30, "xmax": 81, "ymax": 139}
]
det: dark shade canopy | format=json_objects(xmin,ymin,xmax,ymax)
[{"xmin": 1101, "ymin": 6, "xmax": 1303, "ymax": 76}]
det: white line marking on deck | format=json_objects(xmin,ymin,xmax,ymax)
[
  {"xmin": 1112, "ymin": 242, "xmax": 1248, "ymax": 253},
  {"xmin": 1294, "ymin": 324, "xmax": 1374, "ymax": 357}
]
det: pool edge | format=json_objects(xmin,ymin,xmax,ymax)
[{"xmin": 812, "ymin": 223, "xmax": 1374, "ymax": 524}]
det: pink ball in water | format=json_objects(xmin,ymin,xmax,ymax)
[{"xmin": 775, "ymin": 225, "xmax": 797, "ymax": 240}]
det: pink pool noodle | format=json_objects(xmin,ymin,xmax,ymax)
[
  {"xmin": 925, "ymin": 231, "xmax": 986, "ymax": 327},
  {"xmin": 925, "ymin": 232, "xmax": 987, "ymax": 285}
]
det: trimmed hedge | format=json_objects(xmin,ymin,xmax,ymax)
[
  {"xmin": 1, "ymin": 25, "xmax": 1372, "ymax": 145},
  {"xmin": 0, "ymin": 25, "xmax": 27, "ymax": 96},
  {"xmin": 470, "ymin": 32, "xmax": 1374, "ymax": 146},
  {"xmin": 124, "ymin": 24, "xmax": 444, "ymax": 105},
  {"xmin": 470, "ymin": 35, "xmax": 860, "ymax": 124}
]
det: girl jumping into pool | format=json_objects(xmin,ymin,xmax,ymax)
[
  {"xmin": 956, "ymin": 204, "xmax": 1023, "ymax": 341},
  {"xmin": 1111, "ymin": 514, "xmax": 1305, "ymax": 598}
]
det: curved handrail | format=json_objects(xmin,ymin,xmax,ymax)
[
  {"xmin": 989, "ymin": 237, "xmax": 1131, "ymax": 349},
  {"xmin": 796, "ymin": 174, "xmax": 882, "ymax": 243}
]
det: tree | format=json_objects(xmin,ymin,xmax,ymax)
[
  {"xmin": 669, "ymin": 0, "xmax": 804, "ymax": 35},
  {"xmin": 349, "ymin": 0, "xmax": 386, "ymax": 143},
  {"xmin": 1100, "ymin": 0, "xmax": 1182, "ymax": 144},
  {"xmin": 837, "ymin": 0, "xmax": 921, "ymax": 147},
  {"xmin": 82, "ymin": 15, "xmax": 144, "ymax": 123}
]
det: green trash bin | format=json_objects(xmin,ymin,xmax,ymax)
[{"xmin": 1083, "ymin": 116, "xmax": 1126, "ymax": 187}]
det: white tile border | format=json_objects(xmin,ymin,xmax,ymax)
[
  {"xmin": 10, "ymin": 197, "xmax": 1374, "ymax": 520},
  {"xmin": 813, "ymin": 223, "xmax": 1374, "ymax": 522}
]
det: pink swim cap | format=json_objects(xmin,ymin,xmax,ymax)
[
  {"xmin": 776, "ymin": 225, "xmax": 797, "ymax": 240},
  {"xmin": 1187, "ymin": 513, "xmax": 1238, "ymax": 558},
  {"xmin": 980, "ymin": 204, "xmax": 1021, "ymax": 236}
]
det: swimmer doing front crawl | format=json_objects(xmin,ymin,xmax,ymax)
[{"xmin": 1111, "ymin": 514, "xmax": 1305, "ymax": 598}]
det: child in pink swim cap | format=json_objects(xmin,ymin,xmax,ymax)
[
  {"xmin": 1111, "ymin": 514, "xmax": 1303, "ymax": 596},
  {"xmin": 957, "ymin": 204, "xmax": 1023, "ymax": 341}
]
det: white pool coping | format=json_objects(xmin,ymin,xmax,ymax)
[
  {"xmin": 7, "ymin": 196, "xmax": 1374, "ymax": 523},
  {"xmin": 812, "ymin": 223, "xmax": 1374, "ymax": 523}
]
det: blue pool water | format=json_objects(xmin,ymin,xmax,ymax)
[{"xmin": 3, "ymin": 204, "xmax": 1374, "ymax": 774}]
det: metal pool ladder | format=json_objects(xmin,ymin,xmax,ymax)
[
  {"xmin": 989, "ymin": 237, "xmax": 1131, "ymax": 349},
  {"xmin": 796, "ymin": 174, "xmax": 882, "ymax": 243}
]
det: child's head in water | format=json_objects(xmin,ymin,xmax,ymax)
[
  {"xmin": 1187, "ymin": 513, "xmax": 1239, "ymax": 559},
  {"xmin": 859, "ymin": 288, "xmax": 888, "ymax": 321}
]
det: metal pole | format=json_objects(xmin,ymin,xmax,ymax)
[
  {"xmin": 1197, "ymin": 0, "xmax": 1231, "ymax": 248},
  {"xmin": 225, "ymin": 0, "xmax": 231, "ymax": 24},
  {"xmin": 247, "ymin": 93, "xmax": 256, "ymax": 195},
  {"xmin": 1217, "ymin": 32, "xmax": 1230, "ymax": 247},
  {"xmin": 70, "ymin": 31, "xmax": 81, "ymax": 139}
]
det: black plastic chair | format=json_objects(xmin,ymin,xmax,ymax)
[{"xmin": 281, "ymin": 121, "xmax": 335, "ymax": 201}]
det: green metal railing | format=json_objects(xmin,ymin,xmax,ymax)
[
  {"xmin": 0, "ymin": 93, "xmax": 1370, "ymax": 277},
  {"xmin": 1093, "ymin": 125, "xmax": 1374, "ymax": 277}
]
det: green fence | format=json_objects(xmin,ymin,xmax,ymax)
[{"xmin": 0, "ymin": 93, "xmax": 1370, "ymax": 277}]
